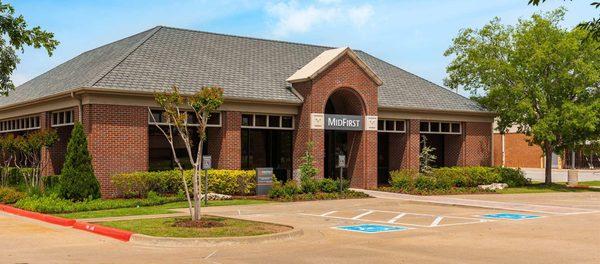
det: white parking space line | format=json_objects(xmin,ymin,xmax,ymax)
[
  {"xmin": 320, "ymin": 211, "xmax": 338, "ymax": 217},
  {"xmin": 387, "ymin": 213, "xmax": 407, "ymax": 223},
  {"xmin": 352, "ymin": 210, "xmax": 374, "ymax": 220},
  {"xmin": 429, "ymin": 216, "xmax": 444, "ymax": 227}
]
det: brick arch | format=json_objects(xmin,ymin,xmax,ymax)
[{"xmin": 323, "ymin": 87, "xmax": 367, "ymax": 116}]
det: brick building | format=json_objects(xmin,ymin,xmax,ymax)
[{"xmin": 0, "ymin": 26, "xmax": 495, "ymax": 197}]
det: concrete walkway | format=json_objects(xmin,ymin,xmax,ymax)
[{"xmin": 355, "ymin": 189, "xmax": 597, "ymax": 215}]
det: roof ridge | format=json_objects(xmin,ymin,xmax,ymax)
[
  {"xmin": 357, "ymin": 50, "xmax": 485, "ymax": 110},
  {"xmin": 87, "ymin": 26, "xmax": 163, "ymax": 87},
  {"xmin": 159, "ymin": 26, "xmax": 337, "ymax": 50}
]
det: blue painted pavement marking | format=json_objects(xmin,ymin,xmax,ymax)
[
  {"xmin": 482, "ymin": 213, "xmax": 541, "ymax": 220},
  {"xmin": 335, "ymin": 224, "xmax": 409, "ymax": 233}
]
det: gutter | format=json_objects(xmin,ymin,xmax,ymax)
[{"xmin": 70, "ymin": 92, "xmax": 83, "ymax": 122}]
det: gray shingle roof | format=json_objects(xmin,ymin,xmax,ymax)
[{"xmin": 1, "ymin": 26, "xmax": 487, "ymax": 113}]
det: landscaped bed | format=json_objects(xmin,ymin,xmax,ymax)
[{"xmin": 99, "ymin": 215, "xmax": 291, "ymax": 238}]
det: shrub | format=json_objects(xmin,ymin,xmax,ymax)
[
  {"xmin": 319, "ymin": 178, "xmax": 338, "ymax": 193},
  {"xmin": 429, "ymin": 167, "xmax": 501, "ymax": 187},
  {"xmin": 14, "ymin": 193, "xmax": 183, "ymax": 214},
  {"xmin": 301, "ymin": 178, "xmax": 320, "ymax": 193},
  {"xmin": 389, "ymin": 169, "xmax": 418, "ymax": 190},
  {"xmin": 0, "ymin": 167, "xmax": 35, "ymax": 187},
  {"xmin": 59, "ymin": 123, "xmax": 101, "ymax": 201},
  {"xmin": 414, "ymin": 176, "xmax": 437, "ymax": 191},
  {"xmin": 493, "ymin": 167, "xmax": 528, "ymax": 187},
  {"xmin": 0, "ymin": 186, "xmax": 26, "ymax": 204},
  {"xmin": 111, "ymin": 169, "xmax": 256, "ymax": 198}
]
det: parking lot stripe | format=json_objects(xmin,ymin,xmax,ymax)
[
  {"xmin": 320, "ymin": 211, "xmax": 338, "ymax": 217},
  {"xmin": 352, "ymin": 211, "xmax": 374, "ymax": 220},
  {"xmin": 429, "ymin": 216, "xmax": 444, "ymax": 227},
  {"xmin": 387, "ymin": 213, "xmax": 407, "ymax": 223}
]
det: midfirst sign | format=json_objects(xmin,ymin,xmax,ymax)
[
  {"xmin": 311, "ymin": 113, "xmax": 377, "ymax": 131},
  {"xmin": 325, "ymin": 114, "xmax": 363, "ymax": 131}
]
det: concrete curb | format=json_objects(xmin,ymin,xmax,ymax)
[
  {"xmin": 0, "ymin": 204, "xmax": 76, "ymax": 227},
  {"xmin": 130, "ymin": 228, "xmax": 303, "ymax": 247},
  {"xmin": 73, "ymin": 221, "xmax": 133, "ymax": 242}
]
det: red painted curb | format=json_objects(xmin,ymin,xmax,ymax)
[
  {"xmin": 73, "ymin": 221, "xmax": 133, "ymax": 242},
  {"xmin": 0, "ymin": 204, "xmax": 76, "ymax": 226}
]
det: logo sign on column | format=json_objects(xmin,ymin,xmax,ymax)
[
  {"xmin": 365, "ymin": 116, "xmax": 378, "ymax": 131},
  {"xmin": 324, "ymin": 114, "xmax": 363, "ymax": 131}
]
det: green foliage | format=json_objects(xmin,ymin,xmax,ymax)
[
  {"xmin": 0, "ymin": 186, "xmax": 26, "ymax": 204},
  {"xmin": 386, "ymin": 167, "xmax": 527, "ymax": 194},
  {"xmin": 319, "ymin": 178, "xmax": 339, "ymax": 193},
  {"xmin": 389, "ymin": 169, "xmax": 419, "ymax": 190},
  {"xmin": 0, "ymin": 1, "xmax": 59, "ymax": 95},
  {"xmin": 59, "ymin": 123, "xmax": 100, "ymax": 201},
  {"xmin": 111, "ymin": 169, "xmax": 257, "ymax": 198},
  {"xmin": 14, "ymin": 193, "xmax": 183, "ymax": 214},
  {"xmin": 269, "ymin": 190, "xmax": 369, "ymax": 202},
  {"xmin": 0, "ymin": 167, "xmax": 33, "ymax": 187},
  {"xmin": 444, "ymin": 8, "xmax": 600, "ymax": 183},
  {"xmin": 268, "ymin": 177, "xmax": 350, "ymax": 199},
  {"xmin": 419, "ymin": 137, "xmax": 437, "ymax": 173},
  {"xmin": 299, "ymin": 141, "xmax": 318, "ymax": 180}
]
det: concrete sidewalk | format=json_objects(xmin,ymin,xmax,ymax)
[{"xmin": 355, "ymin": 189, "xmax": 597, "ymax": 215}]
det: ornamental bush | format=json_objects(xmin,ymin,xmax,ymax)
[
  {"xmin": 0, "ymin": 186, "xmax": 26, "ymax": 204},
  {"xmin": 111, "ymin": 169, "xmax": 256, "ymax": 198},
  {"xmin": 389, "ymin": 169, "xmax": 418, "ymax": 190},
  {"xmin": 59, "ymin": 123, "xmax": 101, "ymax": 201}
]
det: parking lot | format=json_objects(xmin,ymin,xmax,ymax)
[{"xmin": 2, "ymin": 192, "xmax": 599, "ymax": 263}]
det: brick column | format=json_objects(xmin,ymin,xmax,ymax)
[
  {"xmin": 404, "ymin": 119, "xmax": 421, "ymax": 170},
  {"xmin": 84, "ymin": 104, "xmax": 149, "ymax": 197},
  {"xmin": 462, "ymin": 122, "xmax": 492, "ymax": 166},
  {"xmin": 212, "ymin": 111, "xmax": 241, "ymax": 169},
  {"xmin": 39, "ymin": 112, "xmax": 53, "ymax": 176}
]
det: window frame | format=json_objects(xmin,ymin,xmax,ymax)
[
  {"xmin": 241, "ymin": 113, "xmax": 295, "ymax": 130},
  {"xmin": 51, "ymin": 110, "xmax": 75, "ymax": 127},
  {"xmin": 148, "ymin": 110, "xmax": 222, "ymax": 128},
  {"xmin": 0, "ymin": 116, "xmax": 41, "ymax": 133},
  {"xmin": 377, "ymin": 119, "xmax": 406, "ymax": 133},
  {"xmin": 419, "ymin": 121, "xmax": 462, "ymax": 135}
]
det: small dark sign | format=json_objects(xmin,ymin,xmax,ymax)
[
  {"xmin": 324, "ymin": 114, "xmax": 363, "ymax": 131},
  {"xmin": 202, "ymin": 155, "xmax": 212, "ymax": 170},
  {"xmin": 256, "ymin": 167, "xmax": 274, "ymax": 195}
]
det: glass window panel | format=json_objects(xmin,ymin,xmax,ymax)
[
  {"xmin": 255, "ymin": 115, "xmax": 267, "ymax": 127},
  {"xmin": 207, "ymin": 113, "xmax": 220, "ymax": 125},
  {"xmin": 59, "ymin": 113, "xmax": 64, "ymax": 124},
  {"xmin": 451, "ymin": 123, "xmax": 460, "ymax": 133},
  {"xmin": 378, "ymin": 120, "xmax": 385, "ymax": 130},
  {"xmin": 430, "ymin": 122, "xmax": 440, "ymax": 132},
  {"xmin": 385, "ymin": 120, "xmax": 395, "ymax": 131},
  {"xmin": 441, "ymin": 122, "xmax": 450, "ymax": 132},
  {"xmin": 396, "ymin": 121, "xmax": 405, "ymax": 131},
  {"xmin": 53, "ymin": 113, "xmax": 58, "ymax": 125},
  {"xmin": 419, "ymin": 122, "xmax": 429, "ymax": 132},
  {"xmin": 66, "ymin": 111, "xmax": 72, "ymax": 123},
  {"xmin": 268, "ymin": 115, "xmax": 280, "ymax": 128},
  {"xmin": 242, "ymin": 114, "xmax": 253, "ymax": 126},
  {"xmin": 281, "ymin": 116, "xmax": 293, "ymax": 128}
]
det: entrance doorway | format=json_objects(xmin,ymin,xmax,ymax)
[{"xmin": 325, "ymin": 130, "xmax": 348, "ymax": 179}]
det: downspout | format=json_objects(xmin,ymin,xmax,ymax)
[
  {"xmin": 501, "ymin": 133, "xmax": 506, "ymax": 167},
  {"xmin": 70, "ymin": 92, "xmax": 83, "ymax": 122}
]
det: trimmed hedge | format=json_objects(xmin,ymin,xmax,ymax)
[
  {"xmin": 111, "ymin": 169, "xmax": 256, "ymax": 198},
  {"xmin": 389, "ymin": 167, "xmax": 527, "ymax": 192},
  {"xmin": 268, "ymin": 178, "xmax": 350, "ymax": 199},
  {"xmin": 0, "ymin": 186, "xmax": 27, "ymax": 204},
  {"xmin": 14, "ymin": 193, "xmax": 182, "ymax": 214}
]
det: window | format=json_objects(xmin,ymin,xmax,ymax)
[
  {"xmin": 419, "ymin": 121, "xmax": 461, "ymax": 134},
  {"xmin": 378, "ymin": 119, "xmax": 405, "ymax": 133},
  {"xmin": 241, "ymin": 114, "xmax": 294, "ymax": 130},
  {"xmin": 0, "ymin": 116, "xmax": 40, "ymax": 133},
  {"xmin": 148, "ymin": 110, "xmax": 221, "ymax": 127},
  {"xmin": 51, "ymin": 110, "xmax": 74, "ymax": 127}
]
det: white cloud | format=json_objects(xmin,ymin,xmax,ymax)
[{"xmin": 266, "ymin": 1, "xmax": 374, "ymax": 37}]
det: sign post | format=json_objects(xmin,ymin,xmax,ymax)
[
  {"xmin": 337, "ymin": 155, "xmax": 346, "ymax": 193},
  {"xmin": 202, "ymin": 155, "xmax": 211, "ymax": 205},
  {"xmin": 256, "ymin": 168, "xmax": 274, "ymax": 195}
]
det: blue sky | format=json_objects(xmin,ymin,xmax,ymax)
[{"xmin": 8, "ymin": 0, "xmax": 598, "ymax": 95}]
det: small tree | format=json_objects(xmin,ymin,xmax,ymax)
[
  {"xmin": 14, "ymin": 129, "xmax": 58, "ymax": 190},
  {"xmin": 153, "ymin": 85, "xmax": 223, "ymax": 221},
  {"xmin": 419, "ymin": 137, "xmax": 437, "ymax": 174},
  {"xmin": 299, "ymin": 141, "xmax": 319, "ymax": 193},
  {"xmin": 59, "ymin": 122, "xmax": 100, "ymax": 201},
  {"xmin": 0, "ymin": 134, "xmax": 16, "ymax": 186}
]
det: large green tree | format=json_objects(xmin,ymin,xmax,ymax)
[
  {"xmin": 0, "ymin": 1, "xmax": 59, "ymax": 95},
  {"xmin": 528, "ymin": 1, "xmax": 600, "ymax": 41},
  {"xmin": 444, "ymin": 8, "xmax": 600, "ymax": 184}
]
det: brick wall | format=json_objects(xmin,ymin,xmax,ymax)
[
  {"xmin": 462, "ymin": 122, "xmax": 492, "ymax": 166},
  {"xmin": 292, "ymin": 53, "xmax": 379, "ymax": 189},
  {"xmin": 493, "ymin": 133, "xmax": 543, "ymax": 168},
  {"xmin": 83, "ymin": 104, "xmax": 148, "ymax": 197}
]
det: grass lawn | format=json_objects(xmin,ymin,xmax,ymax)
[
  {"xmin": 579, "ymin": 181, "xmax": 600, "ymax": 187},
  {"xmin": 56, "ymin": 199, "xmax": 269, "ymax": 219},
  {"xmin": 497, "ymin": 183, "xmax": 600, "ymax": 194},
  {"xmin": 100, "ymin": 216, "xmax": 290, "ymax": 238}
]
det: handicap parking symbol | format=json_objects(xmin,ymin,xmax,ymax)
[
  {"xmin": 335, "ymin": 224, "xmax": 408, "ymax": 233},
  {"xmin": 482, "ymin": 213, "xmax": 541, "ymax": 220}
]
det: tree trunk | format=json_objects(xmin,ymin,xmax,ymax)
[
  {"xmin": 544, "ymin": 143, "xmax": 553, "ymax": 184},
  {"xmin": 192, "ymin": 168, "xmax": 200, "ymax": 221}
]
